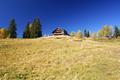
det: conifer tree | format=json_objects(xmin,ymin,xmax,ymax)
[
  {"xmin": 86, "ymin": 31, "xmax": 90, "ymax": 37},
  {"xmin": 84, "ymin": 29, "xmax": 87, "ymax": 37},
  {"xmin": 8, "ymin": 19, "xmax": 17, "ymax": 38},
  {"xmin": 114, "ymin": 26, "xmax": 120, "ymax": 38},
  {"xmin": 30, "ymin": 18, "xmax": 42, "ymax": 38},
  {"xmin": 23, "ymin": 22, "xmax": 30, "ymax": 38},
  {"xmin": 84, "ymin": 29, "xmax": 90, "ymax": 37}
]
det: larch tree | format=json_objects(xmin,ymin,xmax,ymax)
[
  {"xmin": 76, "ymin": 30, "xmax": 82, "ymax": 38},
  {"xmin": 70, "ymin": 31, "xmax": 75, "ymax": 37},
  {"xmin": 98, "ymin": 25, "xmax": 112, "ymax": 38},
  {"xmin": 0, "ymin": 28, "xmax": 8, "ymax": 39}
]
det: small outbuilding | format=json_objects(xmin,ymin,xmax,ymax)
[{"xmin": 52, "ymin": 27, "xmax": 69, "ymax": 36}]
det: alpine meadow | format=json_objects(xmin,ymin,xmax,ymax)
[{"xmin": 0, "ymin": 0, "xmax": 120, "ymax": 80}]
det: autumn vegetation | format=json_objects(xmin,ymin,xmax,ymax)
[
  {"xmin": 0, "ymin": 18, "xmax": 120, "ymax": 80},
  {"xmin": 0, "ymin": 17, "xmax": 42, "ymax": 39},
  {"xmin": 0, "ymin": 18, "xmax": 120, "ymax": 39},
  {"xmin": 0, "ymin": 38, "xmax": 120, "ymax": 80}
]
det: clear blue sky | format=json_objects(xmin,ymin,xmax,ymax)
[{"xmin": 0, "ymin": 0, "xmax": 120, "ymax": 37}]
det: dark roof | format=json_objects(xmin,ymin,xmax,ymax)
[
  {"xmin": 52, "ymin": 27, "xmax": 69, "ymax": 35},
  {"xmin": 52, "ymin": 27, "xmax": 62, "ymax": 33}
]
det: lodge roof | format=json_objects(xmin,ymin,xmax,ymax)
[{"xmin": 52, "ymin": 27, "xmax": 69, "ymax": 35}]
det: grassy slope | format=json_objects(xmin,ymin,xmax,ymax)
[{"xmin": 0, "ymin": 38, "xmax": 120, "ymax": 80}]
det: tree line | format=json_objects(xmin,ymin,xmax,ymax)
[
  {"xmin": 23, "ymin": 18, "xmax": 42, "ymax": 38},
  {"xmin": 0, "ymin": 17, "xmax": 42, "ymax": 39},
  {"xmin": 70, "ymin": 25, "xmax": 120, "ymax": 39},
  {"xmin": 0, "ymin": 17, "xmax": 120, "ymax": 39}
]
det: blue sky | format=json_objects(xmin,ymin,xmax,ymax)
[{"xmin": 0, "ymin": 0, "xmax": 120, "ymax": 37}]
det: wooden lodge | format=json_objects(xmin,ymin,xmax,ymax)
[{"xmin": 52, "ymin": 27, "xmax": 69, "ymax": 36}]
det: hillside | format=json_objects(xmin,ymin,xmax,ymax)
[{"xmin": 0, "ymin": 38, "xmax": 120, "ymax": 80}]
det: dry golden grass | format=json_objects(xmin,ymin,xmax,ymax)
[{"xmin": 0, "ymin": 38, "xmax": 120, "ymax": 80}]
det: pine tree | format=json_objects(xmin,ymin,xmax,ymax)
[
  {"xmin": 8, "ymin": 19, "xmax": 17, "ymax": 38},
  {"xmin": 84, "ymin": 29, "xmax": 87, "ymax": 37},
  {"xmin": 30, "ymin": 18, "xmax": 42, "ymax": 38},
  {"xmin": 84, "ymin": 29, "xmax": 90, "ymax": 37},
  {"xmin": 23, "ymin": 22, "xmax": 30, "ymax": 38},
  {"xmin": 88, "ymin": 31, "xmax": 90, "ymax": 37},
  {"xmin": 114, "ymin": 26, "xmax": 120, "ymax": 38},
  {"xmin": 86, "ymin": 31, "xmax": 90, "ymax": 37}
]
